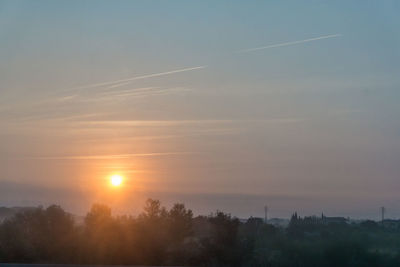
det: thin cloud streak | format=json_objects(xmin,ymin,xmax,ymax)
[
  {"xmin": 98, "ymin": 87, "xmax": 159, "ymax": 96},
  {"xmin": 73, "ymin": 129, "xmax": 239, "ymax": 143},
  {"xmin": 83, "ymin": 119, "xmax": 237, "ymax": 127},
  {"xmin": 106, "ymin": 81, "xmax": 132, "ymax": 89},
  {"xmin": 237, "ymin": 34, "xmax": 342, "ymax": 53},
  {"xmin": 84, "ymin": 87, "xmax": 192, "ymax": 102},
  {"xmin": 83, "ymin": 118, "xmax": 305, "ymax": 127},
  {"xmin": 64, "ymin": 66, "xmax": 207, "ymax": 92},
  {"xmin": 24, "ymin": 152, "xmax": 193, "ymax": 160}
]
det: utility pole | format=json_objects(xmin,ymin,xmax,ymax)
[
  {"xmin": 381, "ymin": 206, "xmax": 385, "ymax": 223},
  {"xmin": 264, "ymin": 205, "xmax": 268, "ymax": 224}
]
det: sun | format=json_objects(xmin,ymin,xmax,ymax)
[{"xmin": 110, "ymin": 174, "xmax": 123, "ymax": 187}]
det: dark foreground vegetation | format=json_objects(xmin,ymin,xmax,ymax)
[{"xmin": 1, "ymin": 200, "xmax": 400, "ymax": 267}]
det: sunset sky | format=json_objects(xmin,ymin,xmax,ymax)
[{"xmin": 1, "ymin": 0, "xmax": 400, "ymax": 219}]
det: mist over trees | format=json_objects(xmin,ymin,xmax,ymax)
[{"xmin": 1, "ymin": 200, "xmax": 400, "ymax": 266}]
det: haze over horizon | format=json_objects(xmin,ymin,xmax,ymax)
[{"xmin": 1, "ymin": 0, "xmax": 400, "ymax": 220}]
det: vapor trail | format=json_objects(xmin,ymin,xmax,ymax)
[
  {"xmin": 65, "ymin": 66, "xmax": 207, "ymax": 92},
  {"xmin": 237, "ymin": 34, "xmax": 342, "ymax": 53},
  {"xmin": 58, "ymin": 34, "xmax": 339, "ymax": 94}
]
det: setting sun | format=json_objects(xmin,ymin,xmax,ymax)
[{"xmin": 110, "ymin": 174, "xmax": 123, "ymax": 187}]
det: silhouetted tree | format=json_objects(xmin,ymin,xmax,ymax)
[
  {"xmin": 134, "ymin": 199, "xmax": 169, "ymax": 265},
  {"xmin": 166, "ymin": 203, "xmax": 194, "ymax": 264},
  {"xmin": 201, "ymin": 211, "xmax": 242, "ymax": 266},
  {"xmin": 0, "ymin": 205, "xmax": 75, "ymax": 263},
  {"xmin": 1, "ymin": 202, "xmax": 400, "ymax": 266},
  {"xmin": 83, "ymin": 203, "xmax": 125, "ymax": 264}
]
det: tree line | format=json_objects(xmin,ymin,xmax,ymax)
[{"xmin": 1, "ymin": 200, "xmax": 400, "ymax": 266}]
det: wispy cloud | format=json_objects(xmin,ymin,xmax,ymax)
[
  {"xmin": 80, "ymin": 118, "xmax": 305, "ymax": 127},
  {"xmin": 24, "ymin": 152, "xmax": 193, "ymax": 160},
  {"xmin": 84, "ymin": 87, "xmax": 192, "ymax": 102},
  {"xmin": 98, "ymin": 87, "xmax": 159, "ymax": 96},
  {"xmin": 237, "ymin": 34, "xmax": 342, "ymax": 53},
  {"xmin": 106, "ymin": 81, "xmax": 133, "ymax": 89},
  {"xmin": 82, "ymin": 119, "xmax": 236, "ymax": 127},
  {"xmin": 98, "ymin": 87, "xmax": 161, "ymax": 97},
  {"xmin": 56, "ymin": 94, "xmax": 79, "ymax": 102}
]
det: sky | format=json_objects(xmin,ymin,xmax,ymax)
[{"xmin": 1, "ymin": 0, "xmax": 400, "ymax": 219}]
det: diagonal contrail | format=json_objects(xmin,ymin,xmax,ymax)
[
  {"xmin": 237, "ymin": 34, "xmax": 342, "ymax": 53},
  {"xmin": 64, "ymin": 66, "xmax": 207, "ymax": 92},
  {"xmin": 58, "ymin": 34, "xmax": 339, "ymax": 94}
]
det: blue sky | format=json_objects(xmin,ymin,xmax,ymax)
[{"xmin": 0, "ymin": 0, "xmax": 400, "ymax": 219}]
